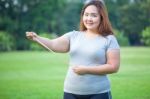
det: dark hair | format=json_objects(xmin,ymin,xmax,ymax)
[{"xmin": 79, "ymin": 0, "xmax": 113, "ymax": 36}]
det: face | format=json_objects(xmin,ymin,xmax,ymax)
[{"xmin": 83, "ymin": 5, "xmax": 100, "ymax": 32}]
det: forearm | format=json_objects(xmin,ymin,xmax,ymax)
[
  {"xmin": 85, "ymin": 64, "xmax": 119, "ymax": 75},
  {"xmin": 35, "ymin": 36, "xmax": 55, "ymax": 51},
  {"xmin": 73, "ymin": 63, "xmax": 120, "ymax": 75},
  {"xmin": 35, "ymin": 36, "xmax": 69, "ymax": 53},
  {"xmin": 26, "ymin": 31, "xmax": 69, "ymax": 52}
]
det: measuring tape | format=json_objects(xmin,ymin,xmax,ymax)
[{"xmin": 35, "ymin": 38, "xmax": 54, "ymax": 53}]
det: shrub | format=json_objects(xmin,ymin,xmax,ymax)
[
  {"xmin": 114, "ymin": 29, "xmax": 130, "ymax": 46},
  {"xmin": 0, "ymin": 31, "xmax": 15, "ymax": 51},
  {"xmin": 141, "ymin": 26, "xmax": 150, "ymax": 46}
]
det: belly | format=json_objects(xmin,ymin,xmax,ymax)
[{"xmin": 64, "ymin": 67, "xmax": 110, "ymax": 94}]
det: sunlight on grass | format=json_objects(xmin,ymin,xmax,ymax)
[{"xmin": 0, "ymin": 47, "xmax": 150, "ymax": 99}]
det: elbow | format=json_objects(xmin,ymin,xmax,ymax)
[
  {"xmin": 113, "ymin": 67, "xmax": 119, "ymax": 73},
  {"xmin": 111, "ymin": 64, "xmax": 120, "ymax": 73}
]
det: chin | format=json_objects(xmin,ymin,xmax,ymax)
[{"xmin": 86, "ymin": 27, "xmax": 95, "ymax": 30}]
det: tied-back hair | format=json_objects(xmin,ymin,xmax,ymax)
[{"xmin": 80, "ymin": 0, "xmax": 113, "ymax": 36}]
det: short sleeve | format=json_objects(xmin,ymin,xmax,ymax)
[
  {"xmin": 106, "ymin": 35, "xmax": 120, "ymax": 51},
  {"xmin": 62, "ymin": 30, "xmax": 75, "ymax": 40}
]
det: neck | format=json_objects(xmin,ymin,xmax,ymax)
[
  {"xmin": 84, "ymin": 30, "xmax": 100, "ymax": 38},
  {"xmin": 86, "ymin": 29, "xmax": 99, "ymax": 35}
]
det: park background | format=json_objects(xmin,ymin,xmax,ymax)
[{"xmin": 0, "ymin": 0, "xmax": 150, "ymax": 99}]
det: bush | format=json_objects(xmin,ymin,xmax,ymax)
[
  {"xmin": 30, "ymin": 33, "xmax": 57, "ymax": 51},
  {"xmin": 0, "ymin": 31, "xmax": 15, "ymax": 51},
  {"xmin": 114, "ymin": 29, "xmax": 130, "ymax": 46},
  {"xmin": 141, "ymin": 26, "xmax": 150, "ymax": 46}
]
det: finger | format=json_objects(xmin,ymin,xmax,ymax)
[
  {"xmin": 26, "ymin": 36, "xmax": 32, "ymax": 40},
  {"xmin": 72, "ymin": 67, "xmax": 77, "ymax": 72},
  {"xmin": 26, "ymin": 32, "xmax": 35, "ymax": 38},
  {"xmin": 26, "ymin": 32, "xmax": 33, "ymax": 40},
  {"xmin": 26, "ymin": 32, "xmax": 32, "ymax": 37},
  {"xmin": 26, "ymin": 33, "xmax": 31, "ymax": 38},
  {"xmin": 72, "ymin": 67, "xmax": 78, "ymax": 72}
]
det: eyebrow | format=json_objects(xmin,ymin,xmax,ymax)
[{"xmin": 84, "ymin": 12, "xmax": 98, "ymax": 14}]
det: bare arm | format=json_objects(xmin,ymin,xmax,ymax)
[
  {"xmin": 73, "ymin": 49, "xmax": 120, "ymax": 75},
  {"xmin": 26, "ymin": 32, "xmax": 69, "ymax": 53}
]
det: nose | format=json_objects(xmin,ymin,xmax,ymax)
[{"xmin": 87, "ymin": 16, "xmax": 92, "ymax": 21}]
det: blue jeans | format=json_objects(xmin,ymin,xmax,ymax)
[{"xmin": 64, "ymin": 91, "xmax": 112, "ymax": 99}]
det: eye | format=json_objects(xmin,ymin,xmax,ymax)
[
  {"xmin": 84, "ymin": 13, "xmax": 88, "ymax": 16},
  {"xmin": 91, "ymin": 14, "xmax": 98, "ymax": 17}
]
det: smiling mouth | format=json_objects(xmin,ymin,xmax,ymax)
[{"xmin": 86, "ymin": 23, "xmax": 93, "ymax": 25}]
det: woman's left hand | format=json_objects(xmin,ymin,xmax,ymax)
[{"xmin": 72, "ymin": 66, "xmax": 88, "ymax": 75}]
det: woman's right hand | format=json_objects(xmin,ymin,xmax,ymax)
[{"xmin": 26, "ymin": 32, "xmax": 38, "ymax": 42}]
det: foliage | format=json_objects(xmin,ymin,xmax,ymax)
[
  {"xmin": 0, "ymin": 0, "xmax": 67, "ymax": 50},
  {"xmin": 141, "ymin": 26, "xmax": 150, "ymax": 46},
  {"xmin": 0, "ymin": 0, "xmax": 150, "ymax": 51},
  {"xmin": 105, "ymin": 0, "xmax": 130, "ymax": 29},
  {"xmin": 0, "ymin": 0, "xmax": 84, "ymax": 50},
  {"xmin": 62, "ymin": 2, "xmax": 83, "ymax": 32},
  {"xmin": 0, "ymin": 31, "xmax": 15, "ymax": 51},
  {"xmin": 105, "ymin": 0, "xmax": 150, "ymax": 45},
  {"xmin": 114, "ymin": 29, "xmax": 129, "ymax": 46},
  {"xmin": 119, "ymin": 0, "xmax": 150, "ymax": 45}
]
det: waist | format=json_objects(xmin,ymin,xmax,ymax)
[{"xmin": 64, "ymin": 67, "xmax": 110, "ymax": 94}]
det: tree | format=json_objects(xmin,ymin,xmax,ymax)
[
  {"xmin": 0, "ymin": 0, "xmax": 67, "ymax": 50},
  {"xmin": 105, "ymin": 0, "xmax": 150, "ymax": 45},
  {"xmin": 105, "ymin": 0, "xmax": 130, "ymax": 29},
  {"xmin": 119, "ymin": 0, "xmax": 150, "ymax": 45}
]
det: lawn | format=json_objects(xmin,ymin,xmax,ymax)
[{"xmin": 0, "ymin": 47, "xmax": 150, "ymax": 99}]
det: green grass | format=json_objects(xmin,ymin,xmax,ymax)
[{"xmin": 0, "ymin": 47, "xmax": 150, "ymax": 99}]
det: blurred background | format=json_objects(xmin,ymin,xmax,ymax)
[
  {"xmin": 0, "ymin": 0, "xmax": 150, "ymax": 99},
  {"xmin": 0, "ymin": 0, "xmax": 150, "ymax": 51}
]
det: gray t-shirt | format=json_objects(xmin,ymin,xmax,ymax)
[{"xmin": 63, "ymin": 30, "xmax": 120, "ymax": 95}]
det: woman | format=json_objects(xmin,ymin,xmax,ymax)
[{"xmin": 26, "ymin": 0, "xmax": 120, "ymax": 99}]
